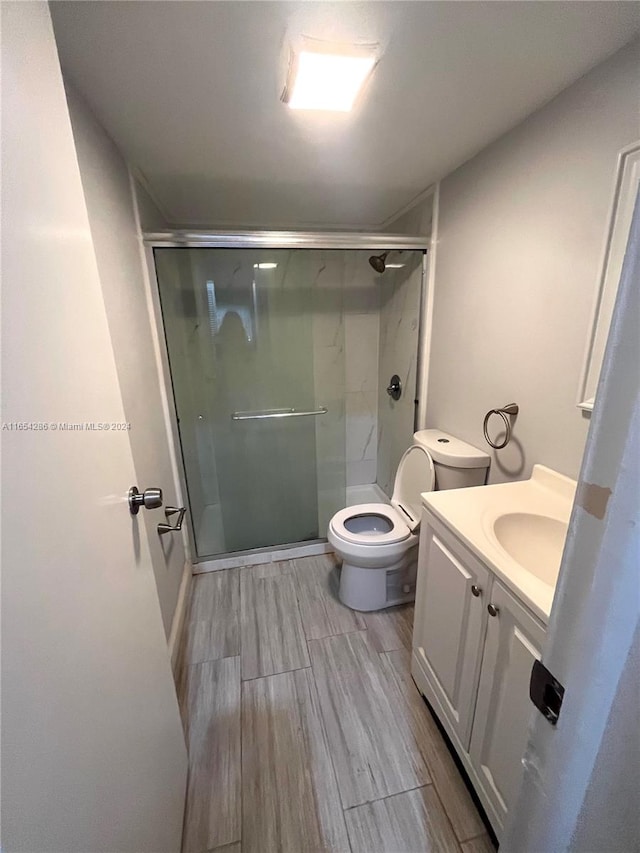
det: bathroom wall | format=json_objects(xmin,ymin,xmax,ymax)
[
  {"xmin": 426, "ymin": 40, "xmax": 640, "ymax": 483},
  {"xmin": 135, "ymin": 179, "xmax": 170, "ymax": 231},
  {"xmin": 65, "ymin": 84, "xmax": 187, "ymax": 636}
]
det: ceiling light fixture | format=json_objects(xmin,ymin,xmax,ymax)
[
  {"xmin": 385, "ymin": 263, "xmax": 405, "ymax": 269},
  {"xmin": 253, "ymin": 262, "xmax": 278, "ymax": 269},
  {"xmin": 283, "ymin": 41, "xmax": 377, "ymax": 112}
]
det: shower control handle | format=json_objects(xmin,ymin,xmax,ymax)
[
  {"xmin": 386, "ymin": 374, "xmax": 402, "ymax": 401},
  {"xmin": 128, "ymin": 486, "xmax": 163, "ymax": 515}
]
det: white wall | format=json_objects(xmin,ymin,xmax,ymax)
[
  {"xmin": 135, "ymin": 179, "xmax": 170, "ymax": 230},
  {"xmin": 65, "ymin": 84, "xmax": 187, "ymax": 636},
  {"xmin": 426, "ymin": 40, "xmax": 640, "ymax": 483}
]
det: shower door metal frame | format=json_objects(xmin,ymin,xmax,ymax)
[
  {"xmin": 144, "ymin": 230, "xmax": 429, "ymax": 251},
  {"xmin": 143, "ymin": 230, "xmax": 430, "ymax": 565}
]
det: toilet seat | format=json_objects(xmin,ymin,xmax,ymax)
[
  {"xmin": 330, "ymin": 444, "xmax": 436, "ymax": 548},
  {"xmin": 390, "ymin": 444, "xmax": 435, "ymax": 531},
  {"xmin": 330, "ymin": 503, "xmax": 411, "ymax": 546}
]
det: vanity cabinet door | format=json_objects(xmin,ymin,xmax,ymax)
[
  {"xmin": 469, "ymin": 580, "xmax": 546, "ymax": 835},
  {"xmin": 412, "ymin": 517, "xmax": 491, "ymax": 749}
]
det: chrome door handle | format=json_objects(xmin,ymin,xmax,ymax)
[
  {"xmin": 471, "ymin": 585, "xmax": 482, "ymax": 597},
  {"xmin": 128, "ymin": 486, "xmax": 163, "ymax": 515},
  {"xmin": 158, "ymin": 506, "xmax": 186, "ymax": 535}
]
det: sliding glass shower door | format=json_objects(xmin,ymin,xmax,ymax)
[{"xmin": 155, "ymin": 248, "xmax": 346, "ymax": 558}]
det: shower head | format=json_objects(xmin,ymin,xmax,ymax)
[{"xmin": 369, "ymin": 252, "xmax": 389, "ymax": 273}]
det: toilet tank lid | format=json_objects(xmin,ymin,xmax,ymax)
[{"xmin": 413, "ymin": 429, "xmax": 490, "ymax": 469}]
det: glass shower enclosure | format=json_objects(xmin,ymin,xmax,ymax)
[{"xmin": 151, "ymin": 234, "xmax": 427, "ymax": 561}]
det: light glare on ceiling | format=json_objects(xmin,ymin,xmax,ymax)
[
  {"xmin": 286, "ymin": 50, "xmax": 376, "ymax": 112},
  {"xmin": 385, "ymin": 263, "xmax": 405, "ymax": 269},
  {"xmin": 253, "ymin": 262, "xmax": 278, "ymax": 269}
]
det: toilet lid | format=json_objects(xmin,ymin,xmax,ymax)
[
  {"xmin": 391, "ymin": 445, "xmax": 435, "ymax": 531},
  {"xmin": 330, "ymin": 503, "xmax": 411, "ymax": 545}
]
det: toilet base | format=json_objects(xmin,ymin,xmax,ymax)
[{"xmin": 337, "ymin": 548, "xmax": 418, "ymax": 611}]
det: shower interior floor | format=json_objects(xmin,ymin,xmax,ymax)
[
  {"xmin": 345, "ymin": 482, "xmax": 390, "ymax": 506},
  {"xmin": 175, "ymin": 552, "xmax": 495, "ymax": 852}
]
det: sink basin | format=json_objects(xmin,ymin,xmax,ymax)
[{"xmin": 492, "ymin": 513, "xmax": 568, "ymax": 585}]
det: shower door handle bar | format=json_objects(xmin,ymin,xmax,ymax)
[{"xmin": 231, "ymin": 407, "xmax": 328, "ymax": 421}]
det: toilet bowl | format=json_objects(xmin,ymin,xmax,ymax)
[{"xmin": 328, "ymin": 429, "xmax": 490, "ymax": 611}]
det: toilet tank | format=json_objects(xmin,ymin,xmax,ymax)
[{"xmin": 413, "ymin": 429, "xmax": 490, "ymax": 491}]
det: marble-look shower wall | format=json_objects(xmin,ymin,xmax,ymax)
[
  {"xmin": 344, "ymin": 253, "xmax": 380, "ymax": 488},
  {"xmin": 311, "ymin": 250, "xmax": 346, "ymax": 535},
  {"xmin": 312, "ymin": 251, "xmax": 381, "ymax": 532},
  {"xmin": 377, "ymin": 254, "xmax": 423, "ymax": 497}
]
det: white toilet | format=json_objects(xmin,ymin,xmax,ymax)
[{"xmin": 328, "ymin": 429, "xmax": 490, "ymax": 611}]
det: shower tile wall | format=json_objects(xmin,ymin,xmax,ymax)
[
  {"xmin": 312, "ymin": 250, "xmax": 347, "ymax": 536},
  {"xmin": 345, "ymin": 312, "xmax": 379, "ymax": 486},
  {"xmin": 344, "ymin": 254, "xmax": 381, "ymax": 493},
  {"xmin": 312, "ymin": 251, "xmax": 380, "ymax": 532},
  {"xmin": 377, "ymin": 255, "xmax": 423, "ymax": 497}
]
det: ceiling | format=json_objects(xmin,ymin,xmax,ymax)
[{"xmin": 51, "ymin": 1, "xmax": 639, "ymax": 230}]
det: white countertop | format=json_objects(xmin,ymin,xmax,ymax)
[{"xmin": 421, "ymin": 465, "xmax": 576, "ymax": 625}]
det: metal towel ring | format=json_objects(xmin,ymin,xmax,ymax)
[{"xmin": 483, "ymin": 403, "xmax": 519, "ymax": 450}]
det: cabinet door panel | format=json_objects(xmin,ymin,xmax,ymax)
[
  {"xmin": 413, "ymin": 518, "xmax": 491, "ymax": 747},
  {"xmin": 470, "ymin": 580, "xmax": 546, "ymax": 834}
]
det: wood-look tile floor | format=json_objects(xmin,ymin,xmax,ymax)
[{"xmin": 177, "ymin": 553, "xmax": 494, "ymax": 853}]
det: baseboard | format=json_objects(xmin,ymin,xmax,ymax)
[{"xmin": 168, "ymin": 560, "xmax": 192, "ymax": 673}]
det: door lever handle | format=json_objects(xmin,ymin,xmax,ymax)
[{"xmin": 158, "ymin": 506, "xmax": 186, "ymax": 535}]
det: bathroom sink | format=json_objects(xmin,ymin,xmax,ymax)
[
  {"xmin": 492, "ymin": 512, "xmax": 568, "ymax": 585},
  {"xmin": 421, "ymin": 465, "xmax": 576, "ymax": 622}
]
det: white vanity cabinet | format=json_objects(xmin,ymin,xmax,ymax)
[
  {"xmin": 412, "ymin": 515, "xmax": 492, "ymax": 748},
  {"xmin": 469, "ymin": 579, "xmax": 545, "ymax": 832},
  {"xmin": 411, "ymin": 511, "xmax": 546, "ymax": 840}
]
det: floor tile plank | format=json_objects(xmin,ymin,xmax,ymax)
[
  {"xmin": 241, "ymin": 560, "xmax": 294, "ymax": 579},
  {"xmin": 181, "ymin": 569, "xmax": 240, "ymax": 665},
  {"xmin": 364, "ymin": 603, "xmax": 415, "ymax": 652},
  {"xmin": 345, "ymin": 785, "xmax": 461, "ymax": 853},
  {"xmin": 181, "ymin": 657, "xmax": 241, "ymax": 853},
  {"xmin": 240, "ymin": 572, "xmax": 310, "ymax": 680},
  {"xmin": 242, "ymin": 668, "xmax": 350, "ymax": 853},
  {"xmin": 461, "ymin": 833, "xmax": 497, "ymax": 853},
  {"xmin": 293, "ymin": 554, "xmax": 366, "ymax": 639},
  {"xmin": 308, "ymin": 630, "xmax": 431, "ymax": 808},
  {"xmin": 382, "ymin": 649, "xmax": 487, "ymax": 842}
]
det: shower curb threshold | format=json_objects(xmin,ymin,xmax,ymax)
[{"xmin": 193, "ymin": 540, "xmax": 333, "ymax": 574}]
